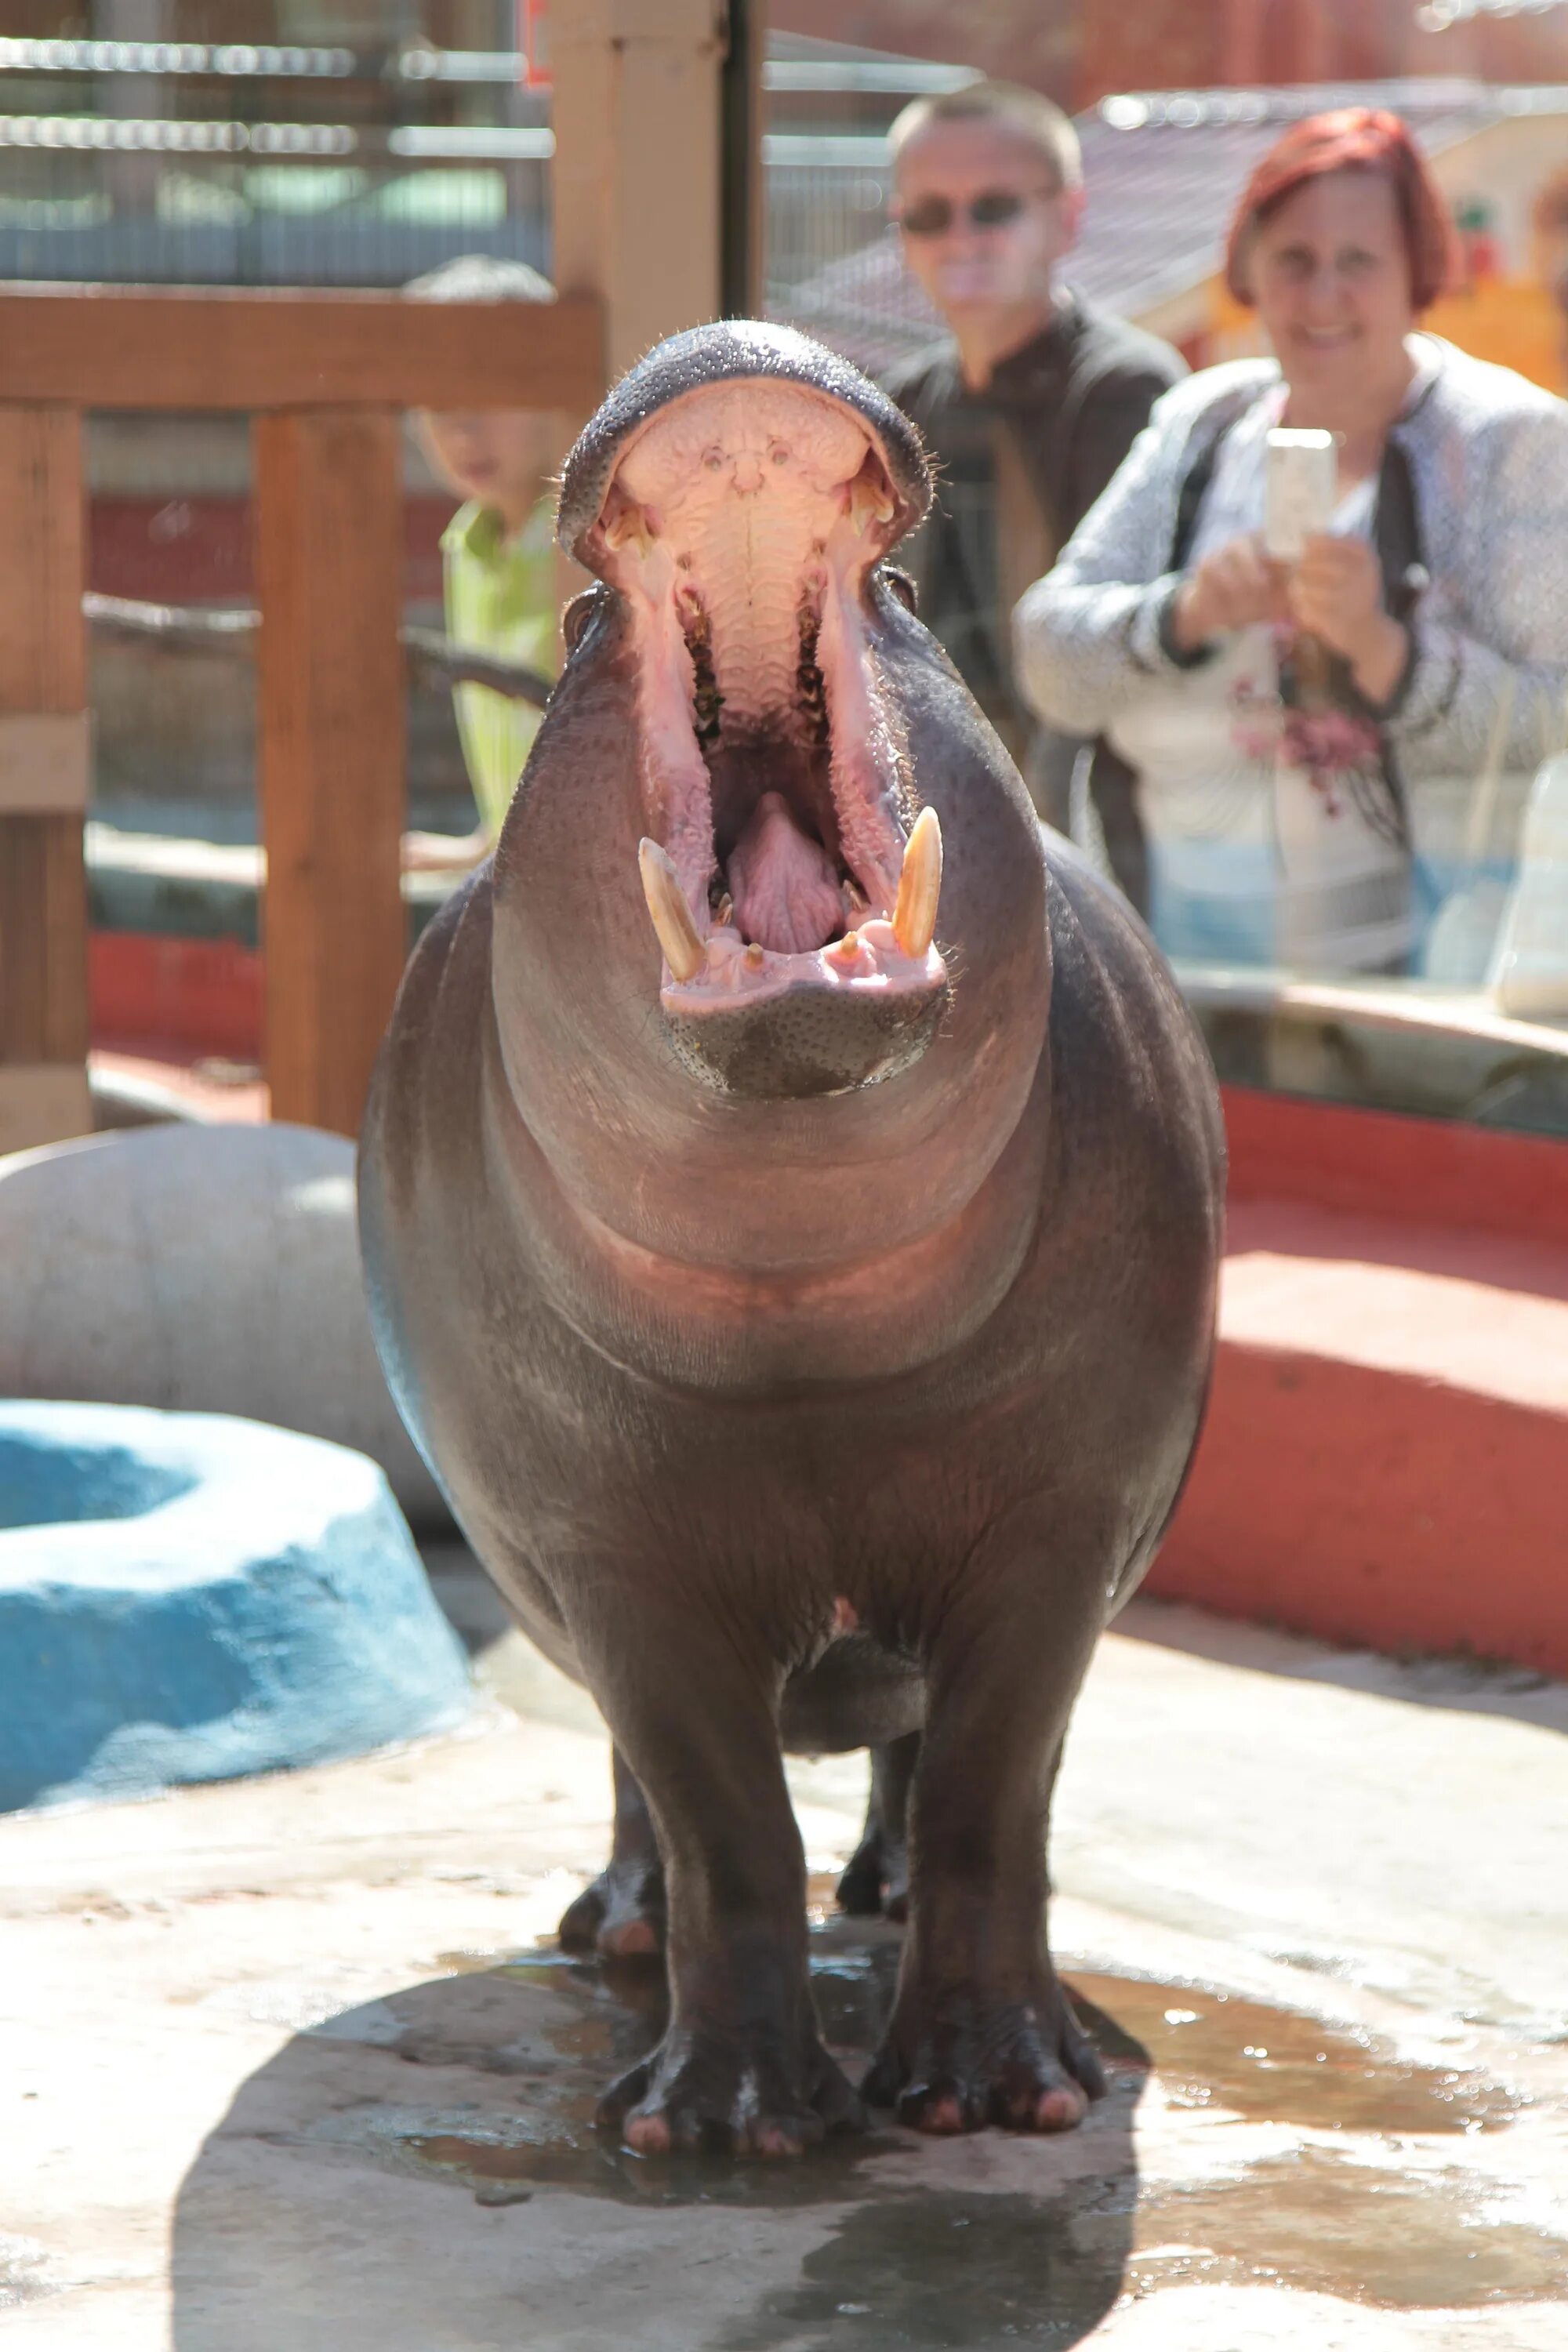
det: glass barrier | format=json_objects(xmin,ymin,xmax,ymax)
[
  {"xmin": 8, "ymin": 13, "xmax": 1565, "ymax": 1133},
  {"xmin": 757, "ymin": 45, "xmax": 1568, "ymax": 1140}
]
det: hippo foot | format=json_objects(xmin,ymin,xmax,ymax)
[
  {"xmin": 557, "ymin": 1857, "xmax": 666, "ymax": 1961},
  {"xmin": 599, "ymin": 2021, "xmax": 866, "ymax": 2158},
  {"xmin": 863, "ymin": 1974, "xmax": 1106, "ymax": 2136},
  {"xmin": 835, "ymin": 1833, "xmax": 909, "ymax": 1923}
]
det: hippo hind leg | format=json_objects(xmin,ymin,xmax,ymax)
[
  {"xmin": 558, "ymin": 1748, "xmax": 666, "ymax": 1960},
  {"xmin": 836, "ymin": 1730, "xmax": 918, "ymax": 1922}
]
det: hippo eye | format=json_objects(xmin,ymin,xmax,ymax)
[
  {"xmin": 769, "ymin": 444, "xmax": 790, "ymax": 466},
  {"xmin": 703, "ymin": 448, "xmax": 724, "ymax": 473}
]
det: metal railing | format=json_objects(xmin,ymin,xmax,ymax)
[
  {"xmin": 85, "ymin": 590, "xmax": 554, "ymax": 710},
  {"xmin": 0, "ymin": 33, "xmax": 942, "ymax": 362}
]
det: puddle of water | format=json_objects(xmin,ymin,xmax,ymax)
[
  {"xmin": 1132, "ymin": 2146, "xmax": 1568, "ymax": 2308},
  {"xmin": 717, "ymin": 2156, "xmax": 1568, "ymax": 2351},
  {"xmin": 282, "ymin": 1938, "xmax": 1566, "ymax": 2331},
  {"xmin": 718, "ymin": 2187, "xmax": 1124, "ymax": 2350},
  {"xmin": 798, "ymin": 1927, "xmax": 1515, "ymax": 2140},
  {"xmin": 1065, "ymin": 1971, "xmax": 1516, "ymax": 2135},
  {"xmin": 299, "ymin": 2095, "xmax": 895, "ymax": 2211},
  {"xmin": 402, "ymin": 1937, "xmax": 1512, "ymax": 2158},
  {"xmin": 299, "ymin": 1948, "xmax": 899, "ymax": 2209}
]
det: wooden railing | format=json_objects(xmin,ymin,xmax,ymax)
[{"xmin": 0, "ymin": 282, "xmax": 603, "ymax": 1144}]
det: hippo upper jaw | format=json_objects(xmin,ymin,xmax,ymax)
[{"xmin": 579, "ymin": 368, "xmax": 950, "ymax": 1100}]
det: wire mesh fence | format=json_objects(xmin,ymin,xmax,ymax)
[{"xmin": 0, "ymin": 31, "xmax": 946, "ymax": 365}]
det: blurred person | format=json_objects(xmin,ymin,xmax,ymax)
[
  {"xmin": 882, "ymin": 81, "xmax": 1184, "ymax": 822},
  {"xmin": 403, "ymin": 256, "xmax": 561, "ymax": 871},
  {"xmin": 1014, "ymin": 109, "xmax": 1568, "ymax": 975}
]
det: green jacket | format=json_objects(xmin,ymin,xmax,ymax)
[{"xmin": 441, "ymin": 495, "xmax": 559, "ymax": 840}]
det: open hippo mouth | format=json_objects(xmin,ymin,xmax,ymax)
[{"xmin": 573, "ymin": 352, "xmax": 949, "ymax": 1095}]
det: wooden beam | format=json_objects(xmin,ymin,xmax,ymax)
[
  {"xmin": 0, "ymin": 404, "xmax": 91, "ymax": 1154},
  {"xmin": 253, "ymin": 408, "xmax": 406, "ymax": 1138},
  {"xmin": 0, "ymin": 285, "xmax": 604, "ymax": 413},
  {"xmin": 553, "ymin": 0, "xmax": 723, "ymax": 379}
]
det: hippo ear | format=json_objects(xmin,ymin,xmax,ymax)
[
  {"xmin": 561, "ymin": 584, "xmax": 607, "ymax": 656},
  {"xmin": 880, "ymin": 565, "xmax": 918, "ymax": 617}
]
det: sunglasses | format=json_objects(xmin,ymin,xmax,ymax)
[{"xmin": 898, "ymin": 187, "xmax": 1054, "ymax": 238}]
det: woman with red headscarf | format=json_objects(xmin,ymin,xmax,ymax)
[{"xmin": 1014, "ymin": 107, "xmax": 1568, "ymax": 975}]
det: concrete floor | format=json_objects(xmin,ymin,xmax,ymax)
[{"xmin": 2, "ymin": 1548, "xmax": 1566, "ymax": 2350}]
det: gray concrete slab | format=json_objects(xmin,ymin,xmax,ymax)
[{"xmin": 1, "ymin": 1563, "xmax": 1565, "ymax": 2350}]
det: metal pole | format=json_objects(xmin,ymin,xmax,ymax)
[{"xmin": 719, "ymin": 0, "xmax": 765, "ymax": 320}]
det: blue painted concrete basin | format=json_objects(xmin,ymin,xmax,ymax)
[{"xmin": 0, "ymin": 1402, "xmax": 474, "ymax": 1812}]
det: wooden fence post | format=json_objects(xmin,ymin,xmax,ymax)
[
  {"xmin": 0, "ymin": 405, "xmax": 91, "ymax": 1155},
  {"xmin": 552, "ymin": 0, "xmax": 724, "ymax": 379},
  {"xmin": 253, "ymin": 408, "xmax": 406, "ymax": 1138}
]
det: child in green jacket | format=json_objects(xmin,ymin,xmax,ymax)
[{"xmin": 404, "ymin": 256, "xmax": 561, "ymax": 869}]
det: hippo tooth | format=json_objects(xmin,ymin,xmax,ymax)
[
  {"xmin": 848, "ymin": 472, "xmax": 895, "ymax": 535},
  {"xmin": 891, "ymin": 806, "xmax": 942, "ymax": 960},
  {"xmin": 638, "ymin": 838, "xmax": 706, "ymax": 982},
  {"xmin": 604, "ymin": 501, "xmax": 655, "ymax": 556}
]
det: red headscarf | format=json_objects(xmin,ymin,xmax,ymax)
[{"xmin": 1224, "ymin": 108, "xmax": 1457, "ymax": 312}]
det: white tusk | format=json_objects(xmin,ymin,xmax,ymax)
[
  {"xmin": 637, "ymin": 838, "xmax": 706, "ymax": 982},
  {"xmin": 846, "ymin": 463, "xmax": 893, "ymax": 534},
  {"xmin": 848, "ymin": 474, "xmax": 895, "ymax": 535},
  {"xmin": 891, "ymin": 805, "xmax": 942, "ymax": 959},
  {"xmin": 604, "ymin": 502, "xmax": 655, "ymax": 557}
]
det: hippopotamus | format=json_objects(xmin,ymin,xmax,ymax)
[{"xmin": 359, "ymin": 321, "xmax": 1224, "ymax": 2158}]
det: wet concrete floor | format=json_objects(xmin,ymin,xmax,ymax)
[{"xmin": 2, "ymin": 1570, "xmax": 1566, "ymax": 2348}]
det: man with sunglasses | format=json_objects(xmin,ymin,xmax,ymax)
[{"xmin": 884, "ymin": 82, "xmax": 1184, "ymax": 831}]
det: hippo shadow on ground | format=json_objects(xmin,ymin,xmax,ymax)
[{"xmin": 169, "ymin": 1927, "xmax": 1149, "ymax": 2352}]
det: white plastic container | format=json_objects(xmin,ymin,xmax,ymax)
[{"xmin": 1489, "ymin": 752, "xmax": 1568, "ymax": 1018}]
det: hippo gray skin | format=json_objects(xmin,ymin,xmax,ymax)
[{"xmin": 359, "ymin": 320, "xmax": 1224, "ymax": 2158}]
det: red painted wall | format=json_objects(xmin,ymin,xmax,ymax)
[
  {"xmin": 1223, "ymin": 1084, "xmax": 1568, "ymax": 1252},
  {"xmin": 1153, "ymin": 1087, "xmax": 1568, "ymax": 1675},
  {"xmin": 90, "ymin": 932, "xmax": 263, "ymax": 1064},
  {"xmin": 89, "ymin": 493, "xmax": 450, "ymax": 604}
]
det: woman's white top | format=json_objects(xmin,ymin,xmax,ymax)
[{"xmin": 1106, "ymin": 385, "xmax": 1396, "ymax": 967}]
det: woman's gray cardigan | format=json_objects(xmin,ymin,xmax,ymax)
[{"xmin": 1012, "ymin": 339, "xmax": 1568, "ymax": 793}]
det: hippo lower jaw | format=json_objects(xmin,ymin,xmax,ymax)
[
  {"xmin": 644, "ymin": 813, "xmax": 949, "ymax": 1098},
  {"xmin": 586, "ymin": 375, "xmax": 952, "ymax": 1096}
]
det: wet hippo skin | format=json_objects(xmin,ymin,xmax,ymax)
[{"xmin": 359, "ymin": 322, "xmax": 1225, "ymax": 2158}]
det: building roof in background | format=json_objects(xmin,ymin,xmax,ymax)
[
  {"xmin": 1073, "ymin": 78, "xmax": 1564, "ymax": 318},
  {"xmin": 773, "ymin": 78, "xmax": 1568, "ymax": 376},
  {"xmin": 764, "ymin": 29, "xmax": 980, "ymax": 89}
]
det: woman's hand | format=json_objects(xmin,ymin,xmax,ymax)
[
  {"xmin": 1170, "ymin": 533, "xmax": 1290, "ymax": 652},
  {"xmin": 1290, "ymin": 535, "xmax": 1409, "ymax": 705}
]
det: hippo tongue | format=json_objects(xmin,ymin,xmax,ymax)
[{"xmin": 726, "ymin": 790, "xmax": 844, "ymax": 955}]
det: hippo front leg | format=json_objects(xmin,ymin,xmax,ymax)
[
  {"xmin": 572, "ymin": 1598, "xmax": 865, "ymax": 2158},
  {"xmin": 865, "ymin": 1530, "xmax": 1111, "ymax": 2134}
]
